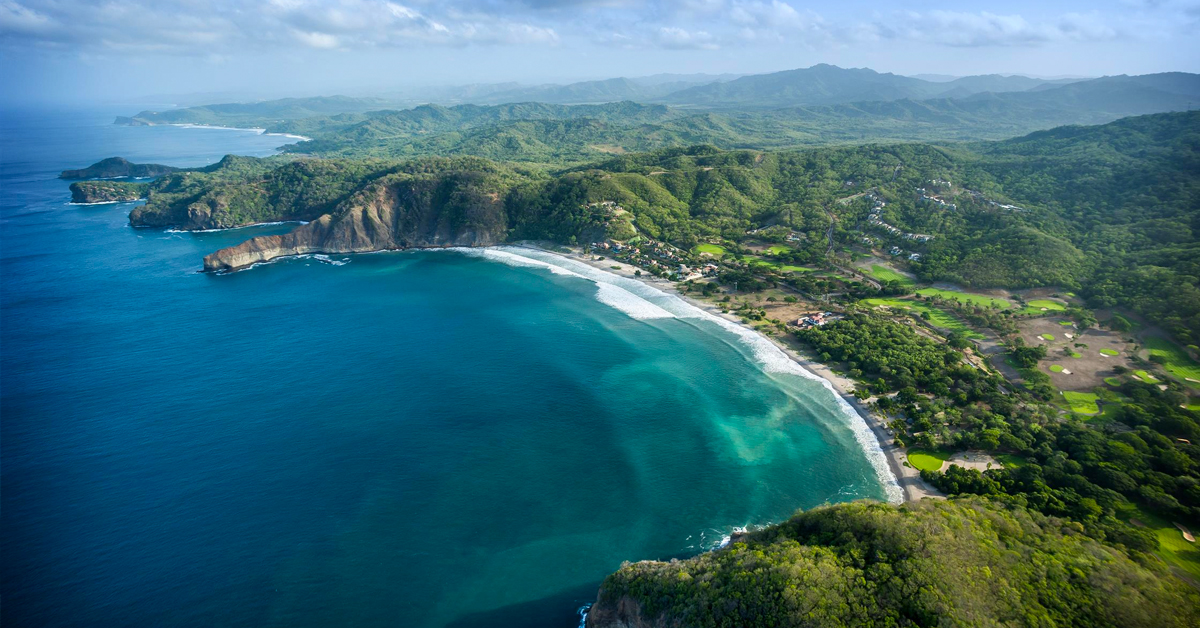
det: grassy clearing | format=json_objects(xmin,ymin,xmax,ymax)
[
  {"xmin": 1100, "ymin": 348, "xmax": 1119, "ymax": 356},
  {"xmin": 1134, "ymin": 370, "xmax": 1159, "ymax": 384},
  {"xmin": 1069, "ymin": 351, "xmax": 1082, "ymax": 358},
  {"xmin": 1040, "ymin": 333, "xmax": 1055, "ymax": 341},
  {"xmin": 995, "ymin": 454, "xmax": 1026, "ymax": 468},
  {"xmin": 1061, "ymin": 391, "xmax": 1100, "ymax": 415},
  {"xmin": 1058, "ymin": 320, "xmax": 1074, "ymax": 326},
  {"xmin": 915, "ymin": 288, "xmax": 1010, "ymax": 309},
  {"xmin": 863, "ymin": 297, "xmax": 983, "ymax": 339},
  {"xmin": 766, "ymin": 245, "xmax": 791, "ymax": 255},
  {"xmin": 1019, "ymin": 299, "xmax": 1067, "ymax": 316},
  {"xmin": 1122, "ymin": 505, "xmax": 1200, "ymax": 580},
  {"xmin": 1145, "ymin": 337, "xmax": 1200, "ymax": 386},
  {"xmin": 867, "ymin": 265, "xmax": 915, "ymax": 286},
  {"xmin": 694, "ymin": 243, "xmax": 726, "ymax": 256},
  {"xmin": 1104, "ymin": 376, "xmax": 1123, "ymax": 386},
  {"xmin": 1049, "ymin": 365, "xmax": 1065, "ymax": 373},
  {"xmin": 906, "ymin": 449, "xmax": 950, "ymax": 472},
  {"xmin": 748, "ymin": 257, "xmax": 817, "ymax": 274}
]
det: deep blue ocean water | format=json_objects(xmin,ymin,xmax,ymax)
[{"xmin": 1, "ymin": 108, "xmax": 894, "ymax": 627}]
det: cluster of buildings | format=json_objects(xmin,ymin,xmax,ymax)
[
  {"xmin": 963, "ymin": 190, "xmax": 1025, "ymax": 212},
  {"xmin": 677, "ymin": 263, "xmax": 719, "ymax": 281},
  {"xmin": 866, "ymin": 193, "xmax": 934, "ymax": 244},
  {"xmin": 594, "ymin": 238, "xmax": 715, "ymax": 280},
  {"xmin": 916, "ymin": 188, "xmax": 958, "ymax": 210},
  {"xmin": 889, "ymin": 246, "xmax": 922, "ymax": 261},
  {"xmin": 792, "ymin": 311, "xmax": 842, "ymax": 329}
]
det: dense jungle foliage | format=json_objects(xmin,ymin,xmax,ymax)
[{"xmin": 594, "ymin": 498, "xmax": 1200, "ymax": 628}]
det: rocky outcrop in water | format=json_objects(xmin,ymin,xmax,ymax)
[
  {"xmin": 60, "ymin": 157, "xmax": 178, "ymax": 180},
  {"xmin": 202, "ymin": 171, "xmax": 509, "ymax": 271}
]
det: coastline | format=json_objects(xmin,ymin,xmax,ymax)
[
  {"xmin": 163, "ymin": 123, "xmax": 312, "ymax": 142},
  {"xmin": 519, "ymin": 243, "xmax": 939, "ymax": 503}
]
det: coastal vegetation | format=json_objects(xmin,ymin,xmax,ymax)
[
  {"xmin": 75, "ymin": 110, "xmax": 1200, "ymax": 352},
  {"xmin": 72, "ymin": 99, "xmax": 1200, "ymax": 614},
  {"xmin": 588, "ymin": 498, "xmax": 1200, "ymax": 628}
]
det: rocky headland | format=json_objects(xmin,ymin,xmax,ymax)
[{"xmin": 60, "ymin": 157, "xmax": 179, "ymax": 180}]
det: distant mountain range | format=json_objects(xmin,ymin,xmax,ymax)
[{"xmin": 115, "ymin": 66, "xmax": 1198, "ymax": 159}]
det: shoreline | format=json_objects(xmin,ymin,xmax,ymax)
[
  {"xmin": 517, "ymin": 243, "xmax": 939, "ymax": 503},
  {"xmin": 162, "ymin": 123, "xmax": 312, "ymax": 142},
  {"xmin": 201, "ymin": 237, "xmax": 936, "ymax": 502}
]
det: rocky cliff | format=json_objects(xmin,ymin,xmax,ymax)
[{"xmin": 202, "ymin": 172, "xmax": 509, "ymax": 271}]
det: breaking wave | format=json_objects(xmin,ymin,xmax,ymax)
[{"xmin": 465, "ymin": 246, "xmax": 903, "ymax": 503}]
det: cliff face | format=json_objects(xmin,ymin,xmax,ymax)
[
  {"xmin": 584, "ymin": 594, "xmax": 661, "ymax": 628},
  {"xmin": 202, "ymin": 172, "xmax": 509, "ymax": 271}
]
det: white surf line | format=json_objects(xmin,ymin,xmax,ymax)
[
  {"xmin": 473, "ymin": 246, "xmax": 904, "ymax": 503},
  {"xmin": 164, "ymin": 123, "xmax": 312, "ymax": 142},
  {"xmin": 67, "ymin": 199, "xmax": 145, "ymax": 206},
  {"xmin": 164, "ymin": 220, "xmax": 309, "ymax": 234}
]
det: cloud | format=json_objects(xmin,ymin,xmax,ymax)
[
  {"xmin": 0, "ymin": 0, "xmax": 1172, "ymax": 57},
  {"xmin": 857, "ymin": 10, "xmax": 1122, "ymax": 47},
  {"xmin": 0, "ymin": 0, "xmax": 559, "ymax": 53},
  {"xmin": 654, "ymin": 26, "xmax": 718, "ymax": 49}
]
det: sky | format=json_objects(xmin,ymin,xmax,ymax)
[{"xmin": 1, "ymin": 0, "xmax": 1197, "ymax": 105}]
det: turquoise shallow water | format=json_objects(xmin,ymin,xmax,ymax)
[{"xmin": 1, "ymin": 108, "xmax": 893, "ymax": 627}]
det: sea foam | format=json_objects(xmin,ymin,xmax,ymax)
[{"xmin": 471, "ymin": 246, "xmax": 903, "ymax": 503}]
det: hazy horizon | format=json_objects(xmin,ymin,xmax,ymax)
[{"xmin": 2, "ymin": 0, "xmax": 1197, "ymax": 106}]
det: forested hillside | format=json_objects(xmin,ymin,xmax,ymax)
[
  {"xmin": 72, "ymin": 111, "xmax": 1200, "ymax": 343},
  {"xmin": 115, "ymin": 69, "xmax": 1199, "ymax": 165},
  {"xmin": 588, "ymin": 498, "xmax": 1200, "ymax": 628}
]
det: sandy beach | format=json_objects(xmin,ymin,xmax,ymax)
[{"xmin": 529, "ymin": 243, "xmax": 941, "ymax": 503}]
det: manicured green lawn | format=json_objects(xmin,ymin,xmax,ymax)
[
  {"xmin": 995, "ymin": 454, "xmax": 1026, "ymax": 469},
  {"xmin": 766, "ymin": 245, "xmax": 791, "ymax": 255},
  {"xmin": 1049, "ymin": 365, "xmax": 1064, "ymax": 373},
  {"xmin": 907, "ymin": 449, "xmax": 950, "ymax": 472},
  {"xmin": 748, "ymin": 258, "xmax": 817, "ymax": 274},
  {"xmin": 1099, "ymin": 348, "xmax": 1119, "ymax": 356},
  {"xmin": 1019, "ymin": 299, "xmax": 1067, "ymax": 315},
  {"xmin": 1069, "ymin": 351, "xmax": 1082, "ymax": 358},
  {"xmin": 694, "ymin": 243, "xmax": 726, "ymax": 256},
  {"xmin": 1122, "ymin": 506, "xmax": 1200, "ymax": 580},
  {"xmin": 867, "ymin": 265, "xmax": 915, "ymax": 286},
  {"xmin": 1040, "ymin": 333, "xmax": 1055, "ymax": 341},
  {"xmin": 1061, "ymin": 391, "xmax": 1100, "ymax": 415},
  {"xmin": 1145, "ymin": 337, "xmax": 1200, "ymax": 387},
  {"xmin": 1134, "ymin": 370, "xmax": 1159, "ymax": 384},
  {"xmin": 1058, "ymin": 320, "xmax": 1074, "ymax": 326},
  {"xmin": 863, "ymin": 298, "xmax": 983, "ymax": 339},
  {"xmin": 1104, "ymin": 376, "xmax": 1123, "ymax": 386},
  {"xmin": 915, "ymin": 288, "xmax": 1010, "ymax": 309},
  {"xmin": 1028, "ymin": 299, "xmax": 1066, "ymax": 310}
]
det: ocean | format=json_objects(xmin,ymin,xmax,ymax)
[{"xmin": 0, "ymin": 107, "xmax": 895, "ymax": 627}]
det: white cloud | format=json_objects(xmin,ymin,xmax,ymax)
[
  {"xmin": 654, "ymin": 26, "xmax": 718, "ymax": 49},
  {"xmin": 294, "ymin": 30, "xmax": 340, "ymax": 49},
  {"xmin": 857, "ymin": 10, "xmax": 1123, "ymax": 47},
  {"xmin": 0, "ymin": 0, "xmax": 1173, "ymax": 57}
]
